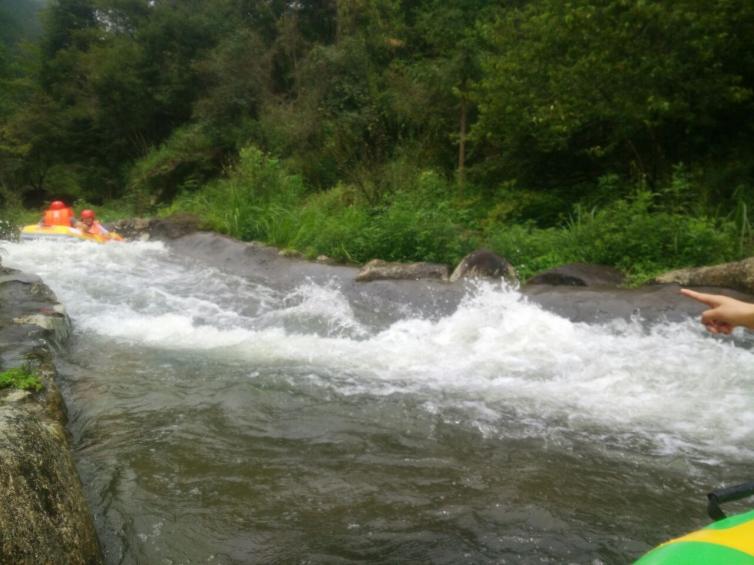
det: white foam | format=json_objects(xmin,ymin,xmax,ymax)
[{"xmin": 6, "ymin": 239, "xmax": 754, "ymax": 460}]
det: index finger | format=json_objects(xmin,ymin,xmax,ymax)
[{"xmin": 680, "ymin": 288, "xmax": 720, "ymax": 308}]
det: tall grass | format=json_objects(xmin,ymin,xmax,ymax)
[{"xmin": 168, "ymin": 148, "xmax": 750, "ymax": 284}]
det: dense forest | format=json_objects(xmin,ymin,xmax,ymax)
[{"xmin": 1, "ymin": 0, "xmax": 753, "ymax": 281}]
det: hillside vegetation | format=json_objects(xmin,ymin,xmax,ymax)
[{"xmin": 1, "ymin": 0, "xmax": 753, "ymax": 281}]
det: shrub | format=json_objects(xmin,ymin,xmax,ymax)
[
  {"xmin": 127, "ymin": 124, "xmax": 221, "ymax": 211},
  {"xmin": 172, "ymin": 145, "xmax": 305, "ymax": 243}
]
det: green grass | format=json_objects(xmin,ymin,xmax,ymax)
[
  {"xmin": 0, "ymin": 366, "xmax": 44, "ymax": 392},
  {"xmin": 154, "ymin": 150, "xmax": 754, "ymax": 284}
]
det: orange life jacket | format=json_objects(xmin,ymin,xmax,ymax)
[{"xmin": 43, "ymin": 207, "xmax": 74, "ymax": 227}]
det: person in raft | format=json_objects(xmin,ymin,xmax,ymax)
[
  {"xmin": 75, "ymin": 209, "xmax": 110, "ymax": 236},
  {"xmin": 681, "ymin": 288, "xmax": 754, "ymax": 334},
  {"xmin": 40, "ymin": 200, "xmax": 76, "ymax": 227}
]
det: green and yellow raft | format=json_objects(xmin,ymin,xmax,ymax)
[
  {"xmin": 637, "ymin": 482, "xmax": 754, "ymax": 564},
  {"xmin": 636, "ymin": 509, "xmax": 754, "ymax": 564},
  {"xmin": 20, "ymin": 224, "xmax": 123, "ymax": 244}
]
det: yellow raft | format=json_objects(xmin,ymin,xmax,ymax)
[
  {"xmin": 637, "ymin": 510, "xmax": 754, "ymax": 564},
  {"xmin": 636, "ymin": 482, "xmax": 754, "ymax": 564},
  {"xmin": 20, "ymin": 224, "xmax": 124, "ymax": 244}
]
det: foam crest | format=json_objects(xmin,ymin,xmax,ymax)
[
  {"xmin": 6, "ymin": 240, "xmax": 754, "ymax": 458},
  {"xmin": 256, "ymin": 279, "xmax": 368, "ymax": 337}
]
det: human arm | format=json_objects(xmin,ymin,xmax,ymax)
[{"xmin": 680, "ymin": 288, "xmax": 754, "ymax": 334}]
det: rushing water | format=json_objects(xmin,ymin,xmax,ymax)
[{"xmin": 5, "ymin": 239, "xmax": 754, "ymax": 564}]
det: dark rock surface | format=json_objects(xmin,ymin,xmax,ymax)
[
  {"xmin": 0, "ymin": 267, "xmax": 102, "ymax": 564},
  {"xmin": 450, "ymin": 249, "xmax": 517, "ymax": 283},
  {"xmin": 526, "ymin": 263, "xmax": 625, "ymax": 287},
  {"xmin": 109, "ymin": 213, "xmax": 201, "ymax": 241}
]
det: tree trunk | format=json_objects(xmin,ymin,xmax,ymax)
[{"xmin": 457, "ymin": 95, "xmax": 467, "ymax": 192}]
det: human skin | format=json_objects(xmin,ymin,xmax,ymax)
[{"xmin": 681, "ymin": 288, "xmax": 754, "ymax": 334}]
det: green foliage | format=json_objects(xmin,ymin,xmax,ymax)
[
  {"xmin": 171, "ymin": 145, "xmax": 305, "ymax": 243},
  {"xmin": 0, "ymin": 366, "xmax": 43, "ymax": 392},
  {"xmin": 3, "ymin": 0, "xmax": 754, "ymax": 282},
  {"xmin": 128, "ymin": 124, "xmax": 221, "ymax": 212},
  {"xmin": 564, "ymin": 191, "xmax": 738, "ymax": 281},
  {"xmin": 474, "ymin": 0, "xmax": 754, "ymax": 186},
  {"xmin": 292, "ymin": 170, "xmax": 478, "ymax": 265},
  {"xmin": 485, "ymin": 188, "xmax": 744, "ymax": 283},
  {"xmin": 0, "ymin": 0, "xmax": 44, "ymax": 49}
]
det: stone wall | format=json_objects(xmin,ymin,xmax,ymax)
[{"xmin": 0, "ymin": 266, "xmax": 102, "ymax": 564}]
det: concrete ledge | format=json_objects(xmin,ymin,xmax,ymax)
[{"xmin": 0, "ymin": 266, "xmax": 102, "ymax": 564}]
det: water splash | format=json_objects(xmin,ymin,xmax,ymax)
[{"xmin": 5, "ymin": 239, "xmax": 754, "ymax": 460}]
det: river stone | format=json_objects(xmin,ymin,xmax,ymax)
[
  {"xmin": 279, "ymin": 248, "xmax": 304, "ymax": 259},
  {"xmin": 108, "ymin": 217, "xmax": 152, "ymax": 239},
  {"xmin": 110, "ymin": 214, "xmax": 201, "ymax": 241},
  {"xmin": 654, "ymin": 257, "xmax": 754, "ymax": 293},
  {"xmin": 527, "ymin": 263, "xmax": 625, "ymax": 287},
  {"xmin": 449, "ymin": 249, "xmax": 517, "ymax": 283},
  {"xmin": 356, "ymin": 259, "xmax": 449, "ymax": 282}
]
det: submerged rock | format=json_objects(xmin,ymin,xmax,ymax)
[
  {"xmin": 654, "ymin": 258, "xmax": 754, "ymax": 293},
  {"xmin": 450, "ymin": 249, "xmax": 517, "ymax": 283},
  {"xmin": 356, "ymin": 259, "xmax": 449, "ymax": 282},
  {"xmin": 527, "ymin": 263, "xmax": 625, "ymax": 287}
]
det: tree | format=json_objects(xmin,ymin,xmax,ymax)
[{"xmin": 473, "ymin": 0, "xmax": 754, "ymax": 191}]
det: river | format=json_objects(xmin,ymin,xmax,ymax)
[{"xmin": 5, "ymin": 238, "xmax": 754, "ymax": 564}]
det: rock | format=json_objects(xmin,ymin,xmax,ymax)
[
  {"xmin": 527, "ymin": 263, "xmax": 625, "ymax": 287},
  {"xmin": 109, "ymin": 214, "xmax": 201, "ymax": 241},
  {"xmin": 149, "ymin": 213, "xmax": 201, "ymax": 240},
  {"xmin": 0, "ymin": 267, "xmax": 102, "ymax": 564},
  {"xmin": 356, "ymin": 259, "xmax": 449, "ymax": 282},
  {"xmin": 108, "ymin": 217, "xmax": 152, "ymax": 240},
  {"xmin": 0, "ymin": 402, "xmax": 102, "ymax": 564},
  {"xmin": 279, "ymin": 248, "xmax": 304, "ymax": 259},
  {"xmin": 449, "ymin": 249, "xmax": 517, "ymax": 283},
  {"xmin": 316, "ymin": 255, "xmax": 336, "ymax": 265},
  {"xmin": 654, "ymin": 258, "xmax": 754, "ymax": 293}
]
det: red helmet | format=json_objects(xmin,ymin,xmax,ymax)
[
  {"xmin": 80, "ymin": 209, "xmax": 96, "ymax": 219},
  {"xmin": 50, "ymin": 200, "xmax": 66, "ymax": 210}
]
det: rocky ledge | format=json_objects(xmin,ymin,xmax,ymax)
[{"xmin": 0, "ymin": 261, "xmax": 101, "ymax": 564}]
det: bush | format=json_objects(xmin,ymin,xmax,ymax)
[
  {"xmin": 172, "ymin": 145, "xmax": 305, "ymax": 243},
  {"xmin": 127, "ymin": 125, "xmax": 222, "ymax": 212},
  {"xmin": 170, "ymin": 149, "xmax": 747, "ymax": 283},
  {"xmin": 484, "ymin": 190, "xmax": 743, "ymax": 283},
  {"xmin": 566, "ymin": 191, "xmax": 739, "ymax": 281},
  {"xmin": 484, "ymin": 223, "xmax": 569, "ymax": 280}
]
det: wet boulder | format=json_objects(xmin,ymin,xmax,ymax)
[
  {"xmin": 356, "ymin": 259, "xmax": 449, "ymax": 282},
  {"xmin": 449, "ymin": 249, "xmax": 517, "ymax": 283},
  {"xmin": 654, "ymin": 257, "xmax": 754, "ymax": 293},
  {"xmin": 108, "ymin": 217, "xmax": 152, "ymax": 240},
  {"xmin": 109, "ymin": 213, "xmax": 201, "ymax": 241},
  {"xmin": 527, "ymin": 263, "xmax": 625, "ymax": 287}
]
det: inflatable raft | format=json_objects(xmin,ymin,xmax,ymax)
[
  {"xmin": 20, "ymin": 224, "xmax": 124, "ymax": 244},
  {"xmin": 636, "ymin": 482, "xmax": 754, "ymax": 564}
]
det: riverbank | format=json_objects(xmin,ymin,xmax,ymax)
[
  {"xmin": 165, "ymin": 230, "xmax": 754, "ymax": 325},
  {"xmin": 0, "ymin": 260, "xmax": 101, "ymax": 563}
]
